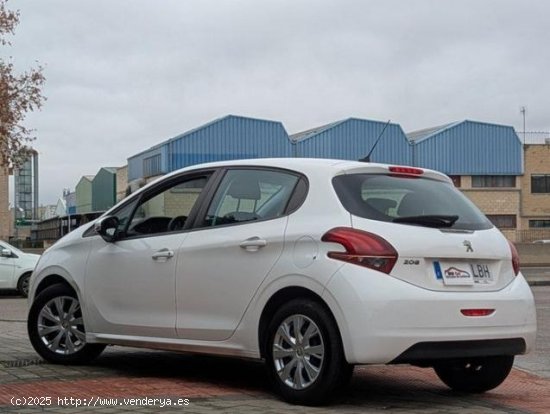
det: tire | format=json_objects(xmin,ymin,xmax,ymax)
[
  {"xmin": 17, "ymin": 273, "xmax": 31, "ymax": 297},
  {"xmin": 27, "ymin": 284, "xmax": 106, "ymax": 365},
  {"xmin": 265, "ymin": 299, "xmax": 350, "ymax": 405},
  {"xmin": 434, "ymin": 355, "xmax": 514, "ymax": 393}
]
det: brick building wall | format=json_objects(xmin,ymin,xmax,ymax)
[
  {"xmin": 520, "ymin": 144, "xmax": 550, "ymax": 229},
  {"xmin": 459, "ymin": 175, "xmax": 520, "ymax": 215},
  {"xmin": 116, "ymin": 165, "xmax": 128, "ymax": 203}
]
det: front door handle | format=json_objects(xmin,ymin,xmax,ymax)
[
  {"xmin": 240, "ymin": 237, "xmax": 267, "ymax": 252},
  {"xmin": 152, "ymin": 248, "xmax": 175, "ymax": 260}
]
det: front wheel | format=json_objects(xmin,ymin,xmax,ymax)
[
  {"xmin": 265, "ymin": 299, "xmax": 351, "ymax": 406},
  {"xmin": 434, "ymin": 355, "xmax": 514, "ymax": 393},
  {"xmin": 28, "ymin": 284, "xmax": 106, "ymax": 364},
  {"xmin": 17, "ymin": 273, "xmax": 31, "ymax": 297}
]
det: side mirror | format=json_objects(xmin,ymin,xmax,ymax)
[
  {"xmin": 1, "ymin": 248, "xmax": 12, "ymax": 257},
  {"xmin": 94, "ymin": 216, "xmax": 120, "ymax": 243}
]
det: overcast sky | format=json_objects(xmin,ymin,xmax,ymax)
[{"xmin": 6, "ymin": 0, "xmax": 550, "ymax": 204}]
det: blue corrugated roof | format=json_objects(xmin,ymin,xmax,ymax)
[
  {"xmin": 127, "ymin": 115, "xmax": 292, "ymax": 181},
  {"xmin": 409, "ymin": 120, "xmax": 523, "ymax": 175},
  {"xmin": 291, "ymin": 117, "xmax": 411, "ymax": 165},
  {"xmin": 406, "ymin": 121, "xmax": 461, "ymax": 142}
]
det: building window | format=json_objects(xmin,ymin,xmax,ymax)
[
  {"xmin": 529, "ymin": 220, "xmax": 550, "ymax": 228},
  {"xmin": 531, "ymin": 175, "xmax": 550, "ymax": 193},
  {"xmin": 472, "ymin": 176, "xmax": 516, "ymax": 188},
  {"xmin": 143, "ymin": 154, "xmax": 162, "ymax": 177},
  {"xmin": 448, "ymin": 175, "xmax": 461, "ymax": 187},
  {"xmin": 486, "ymin": 214, "xmax": 517, "ymax": 229}
]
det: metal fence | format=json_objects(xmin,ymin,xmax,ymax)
[{"xmin": 508, "ymin": 229, "xmax": 550, "ymax": 243}]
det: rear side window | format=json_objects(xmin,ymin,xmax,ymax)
[
  {"xmin": 333, "ymin": 174, "xmax": 492, "ymax": 231},
  {"xmin": 204, "ymin": 169, "xmax": 299, "ymax": 227}
]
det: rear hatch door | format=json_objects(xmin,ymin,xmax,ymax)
[{"xmin": 332, "ymin": 167, "xmax": 516, "ymax": 292}]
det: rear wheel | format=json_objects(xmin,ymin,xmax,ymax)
[
  {"xmin": 265, "ymin": 299, "xmax": 350, "ymax": 405},
  {"xmin": 17, "ymin": 273, "xmax": 31, "ymax": 297},
  {"xmin": 28, "ymin": 284, "xmax": 106, "ymax": 364},
  {"xmin": 434, "ymin": 355, "xmax": 514, "ymax": 393}
]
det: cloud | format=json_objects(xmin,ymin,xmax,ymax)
[{"xmin": 6, "ymin": 0, "xmax": 550, "ymax": 203}]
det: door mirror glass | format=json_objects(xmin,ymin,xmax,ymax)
[
  {"xmin": 94, "ymin": 216, "xmax": 120, "ymax": 243},
  {"xmin": 0, "ymin": 248, "xmax": 12, "ymax": 257}
]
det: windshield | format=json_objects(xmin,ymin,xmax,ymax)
[{"xmin": 333, "ymin": 174, "xmax": 493, "ymax": 231}]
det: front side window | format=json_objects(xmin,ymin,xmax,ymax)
[
  {"xmin": 333, "ymin": 174, "xmax": 493, "ymax": 231},
  {"xmin": 204, "ymin": 169, "xmax": 299, "ymax": 227},
  {"xmin": 116, "ymin": 174, "xmax": 211, "ymax": 238}
]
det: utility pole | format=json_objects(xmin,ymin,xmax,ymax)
[{"xmin": 520, "ymin": 106, "xmax": 527, "ymax": 145}]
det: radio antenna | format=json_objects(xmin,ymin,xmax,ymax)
[{"xmin": 359, "ymin": 119, "xmax": 391, "ymax": 162}]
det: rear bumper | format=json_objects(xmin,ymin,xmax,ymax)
[
  {"xmin": 323, "ymin": 267, "xmax": 537, "ymax": 364},
  {"xmin": 390, "ymin": 338, "xmax": 526, "ymax": 365}
]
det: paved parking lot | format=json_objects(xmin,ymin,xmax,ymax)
[{"xmin": 0, "ymin": 286, "xmax": 548, "ymax": 413}]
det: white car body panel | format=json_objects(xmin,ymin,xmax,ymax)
[
  {"xmin": 27, "ymin": 158, "xmax": 537, "ymax": 365},
  {"xmin": 176, "ymin": 217, "xmax": 288, "ymax": 341},
  {"xmin": 0, "ymin": 241, "xmax": 39, "ymax": 291}
]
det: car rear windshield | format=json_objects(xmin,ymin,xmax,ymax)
[{"xmin": 332, "ymin": 174, "xmax": 493, "ymax": 231}]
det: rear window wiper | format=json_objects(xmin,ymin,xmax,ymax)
[{"xmin": 392, "ymin": 215, "xmax": 459, "ymax": 228}]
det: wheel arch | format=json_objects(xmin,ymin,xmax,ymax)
[
  {"xmin": 16, "ymin": 270, "xmax": 33, "ymax": 286},
  {"xmin": 257, "ymin": 286, "xmax": 344, "ymax": 359},
  {"xmin": 34, "ymin": 274, "xmax": 77, "ymax": 300}
]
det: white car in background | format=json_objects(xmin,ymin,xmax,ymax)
[
  {"xmin": 0, "ymin": 240, "xmax": 40, "ymax": 297},
  {"xmin": 27, "ymin": 159, "xmax": 536, "ymax": 405}
]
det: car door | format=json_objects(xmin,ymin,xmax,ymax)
[
  {"xmin": 0, "ymin": 243, "xmax": 15, "ymax": 289},
  {"xmin": 176, "ymin": 168, "xmax": 302, "ymax": 341},
  {"xmin": 84, "ymin": 170, "xmax": 215, "ymax": 338}
]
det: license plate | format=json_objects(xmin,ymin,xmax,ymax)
[{"xmin": 434, "ymin": 261, "xmax": 493, "ymax": 285}]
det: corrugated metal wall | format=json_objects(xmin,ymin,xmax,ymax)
[
  {"xmin": 127, "ymin": 116, "xmax": 292, "ymax": 181},
  {"xmin": 412, "ymin": 121, "xmax": 523, "ymax": 175},
  {"xmin": 127, "ymin": 144, "xmax": 169, "ymax": 182},
  {"xmin": 168, "ymin": 116, "xmax": 291, "ymax": 171},
  {"xmin": 126, "ymin": 116, "xmax": 523, "ymax": 182},
  {"xmin": 293, "ymin": 118, "xmax": 412, "ymax": 165},
  {"xmin": 75, "ymin": 177, "xmax": 93, "ymax": 214},
  {"xmin": 92, "ymin": 168, "xmax": 117, "ymax": 212}
]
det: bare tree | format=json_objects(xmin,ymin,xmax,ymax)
[{"xmin": 0, "ymin": 0, "xmax": 45, "ymax": 170}]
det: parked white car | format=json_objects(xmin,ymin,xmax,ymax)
[
  {"xmin": 27, "ymin": 159, "xmax": 537, "ymax": 405},
  {"xmin": 0, "ymin": 241, "xmax": 40, "ymax": 297}
]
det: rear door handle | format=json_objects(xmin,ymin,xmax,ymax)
[
  {"xmin": 240, "ymin": 237, "xmax": 267, "ymax": 252},
  {"xmin": 152, "ymin": 248, "xmax": 175, "ymax": 260}
]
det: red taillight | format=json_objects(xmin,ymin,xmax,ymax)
[
  {"xmin": 388, "ymin": 166, "xmax": 424, "ymax": 175},
  {"xmin": 461, "ymin": 309, "xmax": 495, "ymax": 317},
  {"xmin": 321, "ymin": 227, "xmax": 398, "ymax": 274},
  {"xmin": 508, "ymin": 240, "xmax": 520, "ymax": 276}
]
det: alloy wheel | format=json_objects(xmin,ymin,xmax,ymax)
[
  {"xmin": 37, "ymin": 296, "xmax": 86, "ymax": 355},
  {"xmin": 272, "ymin": 314, "xmax": 325, "ymax": 390}
]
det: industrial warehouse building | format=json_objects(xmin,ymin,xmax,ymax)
[{"xmin": 46, "ymin": 114, "xmax": 550, "ymax": 244}]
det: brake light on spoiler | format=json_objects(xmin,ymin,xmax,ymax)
[{"xmin": 388, "ymin": 166, "xmax": 424, "ymax": 176}]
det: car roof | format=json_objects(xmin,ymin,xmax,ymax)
[
  {"xmin": 121, "ymin": 158, "xmax": 451, "ymax": 208},
  {"xmin": 164, "ymin": 158, "xmax": 451, "ymax": 182}
]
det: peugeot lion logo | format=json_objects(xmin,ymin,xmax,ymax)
[{"xmin": 463, "ymin": 240, "xmax": 474, "ymax": 253}]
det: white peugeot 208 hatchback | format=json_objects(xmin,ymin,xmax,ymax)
[{"xmin": 27, "ymin": 158, "xmax": 536, "ymax": 405}]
